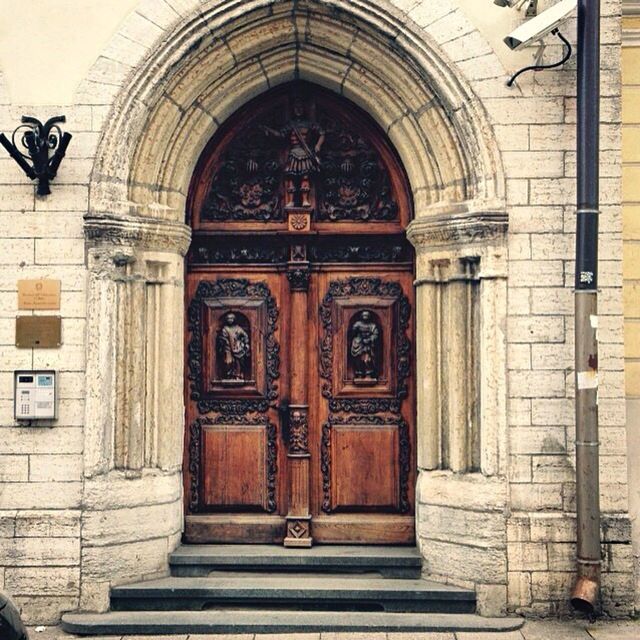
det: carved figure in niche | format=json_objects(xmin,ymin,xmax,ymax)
[
  {"xmin": 262, "ymin": 96, "xmax": 325, "ymax": 209},
  {"xmin": 349, "ymin": 310, "xmax": 380, "ymax": 382},
  {"xmin": 216, "ymin": 312, "xmax": 251, "ymax": 382}
]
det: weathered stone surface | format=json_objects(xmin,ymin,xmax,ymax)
[
  {"xmin": 83, "ymin": 471, "xmax": 181, "ymax": 509},
  {"xmin": 82, "ymin": 500, "xmax": 182, "ymax": 547},
  {"xmin": 14, "ymin": 510, "xmax": 80, "ymax": 538},
  {"xmin": 0, "ymin": 537, "xmax": 80, "ymax": 566},
  {"xmin": 5, "ymin": 566, "xmax": 80, "ymax": 596},
  {"xmin": 81, "ymin": 538, "xmax": 169, "ymax": 581}
]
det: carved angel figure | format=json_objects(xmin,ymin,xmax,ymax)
[
  {"xmin": 216, "ymin": 312, "xmax": 251, "ymax": 381},
  {"xmin": 350, "ymin": 310, "xmax": 380, "ymax": 380},
  {"xmin": 262, "ymin": 96, "xmax": 325, "ymax": 208}
]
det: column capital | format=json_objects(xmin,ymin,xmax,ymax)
[
  {"xmin": 406, "ymin": 210, "xmax": 508, "ymax": 252},
  {"xmin": 84, "ymin": 212, "xmax": 192, "ymax": 256}
]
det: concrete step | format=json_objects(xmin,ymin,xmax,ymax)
[
  {"xmin": 170, "ymin": 544, "xmax": 422, "ymax": 578},
  {"xmin": 61, "ymin": 609, "xmax": 525, "ymax": 635},
  {"xmin": 110, "ymin": 574, "xmax": 476, "ymax": 613}
]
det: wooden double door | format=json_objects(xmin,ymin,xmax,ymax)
[{"xmin": 184, "ymin": 82, "xmax": 415, "ymax": 546}]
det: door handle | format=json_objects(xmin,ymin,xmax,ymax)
[{"xmin": 278, "ymin": 398, "xmax": 290, "ymax": 444}]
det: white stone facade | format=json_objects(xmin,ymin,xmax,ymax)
[{"xmin": 0, "ymin": 0, "xmax": 634, "ymax": 625}]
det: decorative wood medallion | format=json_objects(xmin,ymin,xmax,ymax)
[{"xmin": 184, "ymin": 82, "xmax": 415, "ymax": 545}]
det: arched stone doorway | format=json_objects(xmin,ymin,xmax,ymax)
[
  {"xmin": 184, "ymin": 81, "xmax": 416, "ymax": 546},
  {"xmin": 81, "ymin": 0, "xmax": 509, "ymax": 616}
]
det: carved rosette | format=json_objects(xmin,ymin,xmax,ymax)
[
  {"xmin": 321, "ymin": 415, "xmax": 410, "ymax": 514},
  {"xmin": 188, "ymin": 415, "xmax": 278, "ymax": 513},
  {"xmin": 288, "ymin": 406, "xmax": 309, "ymax": 454},
  {"xmin": 319, "ymin": 277, "xmax": 411, "ymax": 414},
  {"xmin": 187, "ymin": 278, "xmax": 280, "ymax": 414}
]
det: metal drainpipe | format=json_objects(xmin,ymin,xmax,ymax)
[{"xmin": 570, "ymin": 0, "xmax": 601, "ymax": 616}]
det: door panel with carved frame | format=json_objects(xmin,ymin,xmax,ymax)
[{"xmin": 184, "ymin": 82, "xmax": 415, "ymax": 545}]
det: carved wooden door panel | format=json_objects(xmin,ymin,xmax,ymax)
[
  {"xmin": 310, "ymin": 270, "xmax": 415, "ymax": 544},
  {"xmin": 185, "ymin": 81, "xmax": 415, "ymax": 545},
  {"xmin": 184, "ymin": 270, "xmax": 288, "ymax": 542}
]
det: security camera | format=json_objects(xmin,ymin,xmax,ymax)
[{"xmin": 504, "ymin": 0, "xmax": 577, "ymax": 50}]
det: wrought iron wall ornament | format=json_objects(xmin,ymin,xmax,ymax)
[
  {"xmin": 319, "ymin": 277, "xmax": 411, "ymax": 414},
  {"xmin": 188, "ymin": 415, "xmax": 277, "ymax": 513},
  {"xmin": 0, "ymin": 115, "xmax": 72, "ymax": 196},
  {"xmin": 187, "ymin": 278, "xmax": 280, "ymax": 413},
  {"xmin": 321, "ymin": 415, "xmax": 410, "ymax": 514}
]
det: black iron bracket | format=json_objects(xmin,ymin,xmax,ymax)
[{"xmin": 0, "ymin": 115, "xmax": 72, "ymax": 196}]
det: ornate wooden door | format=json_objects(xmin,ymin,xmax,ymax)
[{"xmin": 184, "ymin": 82, "xmax": 415, "ymax": 545}]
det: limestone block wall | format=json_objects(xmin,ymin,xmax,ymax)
[{"xmin": 0, "ymin": 0, "xmax": 634, "ymax": 625}]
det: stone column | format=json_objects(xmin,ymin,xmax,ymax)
[{"xmin": 407, "ymin": 209, "xmax": 510, "ymax": 617}]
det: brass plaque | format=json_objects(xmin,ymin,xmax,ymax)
[
  {"xmin": 15, "ymin": 316, "xmax": 62, "ymax": 348},
  {"xmin": 18, "ymin": 279, "xmax": 61, "ymax": 310}
]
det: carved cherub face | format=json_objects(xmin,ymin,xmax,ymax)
[{"xmin": 224, "ymin": 313, "xmax": 236, "ymax": 326}]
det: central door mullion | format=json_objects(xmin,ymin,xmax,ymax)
[{"xmin": 284, "ymin": 241, "xmax": 313, "ymax": 547}]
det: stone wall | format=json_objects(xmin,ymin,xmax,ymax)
[{"xmin": 0, "ymin": 0, "xmax": 634, "ymax": 624}]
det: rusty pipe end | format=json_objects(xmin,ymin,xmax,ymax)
[{"xmin": 570, "ymin": 574, "xmax": 600, "ymax": 616}]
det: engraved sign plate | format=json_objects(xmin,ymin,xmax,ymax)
[
  {"xmin": 18, "ymin": 280, "xmax": 61, "ymax": 310},
  {"xmin": 15, "ymin": 316, "xmax": 62, "ymax": 348}
]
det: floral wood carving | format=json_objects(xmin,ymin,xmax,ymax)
[
  {"xmin": 321, "ymin": 415, "xmax": 410, "ymax": 514},
  {"xmin": 319, "ymin": 277, "xmax": 411, "ymax": 414},
  {"xmin": 187, "ymin": 278, "xmax": 280, "ymax": 414},
  {"xmin": 188, "ymin": 415, "xmax": 277, "ymax": 513},
  {"xmin": 315, "ymin": 108, "xmax": 397, "ymax": 221},
  {"xmin": 198, "ymin": 89, "xmax": 399, "ymax": 223}
]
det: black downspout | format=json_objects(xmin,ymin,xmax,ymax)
[{"xmin": 571, "ymin": 0, "xmax": 601, "ymax": 616}]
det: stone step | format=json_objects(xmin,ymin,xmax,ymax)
[
  {"xmin": 169, "ymin": 544, "xmax": 422, "ymax": 578},
  {"xmin": 110, "ymin": 575, "xmax": 475, "ymax": 613},
  {"xmin": 61, "ymin": 610, "xmax": 525, "ymax": 635}
]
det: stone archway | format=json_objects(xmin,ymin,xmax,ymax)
[{"xmin": 81, "ymin": 0, "xmax": 509, "ymax": 617}]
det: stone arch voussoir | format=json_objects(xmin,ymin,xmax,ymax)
[{"xmin": 87, "ymin": 0, "xmax": 506, "ymax": 222}]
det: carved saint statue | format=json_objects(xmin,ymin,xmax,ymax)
[
  {"xmin": 216, "ymin": 312, "xmax": 251, "ymax": 381},
  {"xmin": 350, "ymin": 310, "xmax": 380, "ymax": 381},
  {"xmin": 262, "ymin": 96, "xmax": 325, "ymax": 209}
]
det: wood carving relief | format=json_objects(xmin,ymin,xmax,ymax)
[
  {"xmin": 216, "ymin": 312, "xmax": 252, "ymax": 383},
  {"xmin": 319, "ymin": 277, "xmax": 411, "ymax": 414},
  {"xmin": 288, "ymin": 405, "xmax": 309, "ymax": 455},
  {"xmin": 188, "ymin": 236, "xmax": 413, "ymax": 265},
  {"xmin": 197, "ymin": 88, "xmax": 400, "ymax": 224},
  {"xmin": 185, "ymin": 82, "xmax": 415, "ymax": 545},
  {"xmin": 187, "ymin": 278, "xmax": 280, "ymax": 414}
]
